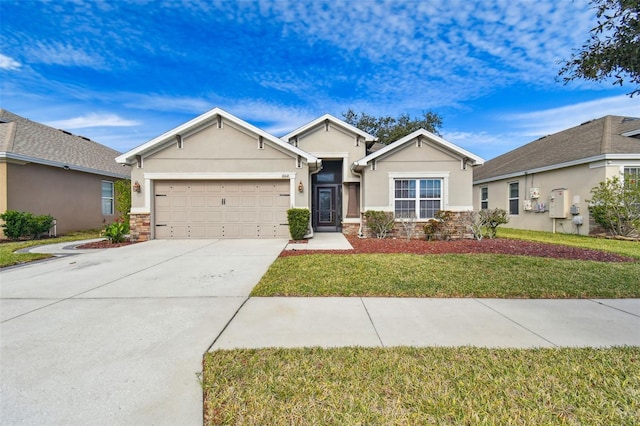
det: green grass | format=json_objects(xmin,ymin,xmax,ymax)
[
  {"xmin": 0, "ymin": 230, "xmax": 101, "ymax": 268},
  {"xmin": 498, "ymin": 227, "xmax": 640, "ymax": 259},
  {"xmin": 203, "ymin": 346, "xmax": 640, "ymax": 425},
  {"xmin": 251, "ymin": 253, "xmax": 640, "ymax": 298}
]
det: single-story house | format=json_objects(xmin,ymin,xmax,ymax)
[
  {"xmin": 473, "ymin": 115, "xmax": 640, "ymax": 235},
  {"xmin": 116, "ymin": 108, "xmax": 484, "ymax": 241},
  {"xmin": 0, "ymin": 109, "xmax": 130, "ymax": 237}
]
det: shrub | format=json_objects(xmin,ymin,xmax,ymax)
[
  {"xmin": 480, "ymin": 208, "xmax": 509, "ymax": 239},
  {"xmin": 287, "ymin": 208, "xmax": 310, "ymax": 240},
  {"xmin": 365, "ymin": 210, "xmax": 395, "ymax": 239},
  {"xmin": 103, "ymin": 219, "xmax": 129, "ymax": 243},
  {"xmin": 114, "ymin": 179, "xmax": 132, "ymax": 223},
  {"xmin": 423, "ymin": 210, "xmax": 455, "ymax": 241},
  {"xmin": 0, "ymin": 210, "xmax": 55, "ymax": 240},
  {"xmin": 588, "ymin": 175, "xmax": 640, "ymax": 237}
]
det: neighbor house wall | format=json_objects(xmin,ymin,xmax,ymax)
[
  {"xmin": 472, "ymin": 162, "xmax": 622, "ymax": 236},
  {"xmin": 5, "ymin": 162, "xmax": 119, "ymax": 235}
]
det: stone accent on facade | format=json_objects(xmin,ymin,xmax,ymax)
[
  {"xmin": 129, "ymin": 213, "xmax": 151, "ymax": 242},
  {"xmin": 354, "ymin": 211, "xmax": 474, "ymax": 240},
  {"xmin": 341, "ymin": 222, "xmax": 360, "ymax": 237}
]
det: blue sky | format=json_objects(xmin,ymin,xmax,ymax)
[{"xmin": 1, "ymin": 0, "xmax": 638, "ymax": 160}]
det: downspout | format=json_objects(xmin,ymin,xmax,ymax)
[
  {"xmin": 350, "ymin": 162, "xmax": 365, "ymax": 237},
  {"xmin": 305, "ymin": 159, "xmax": 323, "ymax": 239}
]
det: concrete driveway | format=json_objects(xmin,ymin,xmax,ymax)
[{"xmin": 0, "ymin": 239, "xmax": 286, "ymax": 426}]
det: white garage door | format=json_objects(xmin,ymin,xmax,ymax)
[{"xmin": 154, "ymin": 180, "xmax": 291, "ymax": 238}]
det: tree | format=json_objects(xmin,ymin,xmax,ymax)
[
  {"xmin": 559, "ymin": 0, "xmax": 640, "ymax": 96},
  {"xmin": 588, "ymin": 175, "xmax": 640, "ymax": 237},
  {"xmin": 342, "ymin": 109, "xmax": 443, "ymax": 145}
]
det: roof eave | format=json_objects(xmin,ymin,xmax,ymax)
[
  {"xmin": 281, "ymin": 113, "xmax": 377, "ymax": 142},
  {"xmin": 1, "ymin": 152, "xmax": 130, "ymax": 179}
]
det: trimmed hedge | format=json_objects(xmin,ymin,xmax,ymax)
[
  {"xmin": 0, "ymin": 210, "xmax": 55, "ymax": 240},
  {"xmin": 287, "ymin": 208, "xmax": 310, "ymax": 240}
]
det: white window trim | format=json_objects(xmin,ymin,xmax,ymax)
[
  {"xmin": 101, "ymin": 180, "xmax": 115, "ymax": 216},
  {"xmin": 508, "ymin": 181, "xmax": 519, "ymax": 215},
  {"xmin": 480, "ymin": 186, "xmax": 488, "ymax": 210},
  {"xmin": 388, "ymin": 173, "xmax": 449, "ymax": 215}
]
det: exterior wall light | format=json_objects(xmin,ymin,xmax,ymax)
[
  {"xmin": 298, "ymin": 181, "xmax": 304, "ymax": 193},
  {"xmin": 133, "ymin": 181, "xmax": 141, "ymax": 193}
]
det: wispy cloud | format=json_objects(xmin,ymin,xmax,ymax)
[
  {"xmin": 0, "ymin": 54, "xmax": 21, "ymax": 70},
  {"xmin": 45, "ymin": 113, "xmax": 140, "ymax": 129},
  {"xmin": 507, "ymin": 95, "xmax": 640, "ymax": 137},
  {"xmin": 25, "ymin": 41, "xmax": 106, "ymax": 69}
]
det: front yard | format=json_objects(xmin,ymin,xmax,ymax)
[{"xmin": 205, "ymin": 229, "xmax": 640, "ymax": 424}]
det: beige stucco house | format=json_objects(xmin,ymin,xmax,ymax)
[
  {"xmin": 116, "ymin": 108, "xmax": 484, "ymax": 241},
  {"xmin": 0, "ymin": 109, "xmax": 130, "ymax": 237},
  {"xmin": 473, "ymin": 115, "xmax": 640, "ymax": 236}
]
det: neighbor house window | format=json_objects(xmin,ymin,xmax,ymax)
[
  {"xmin": 624, "ymin": 167, "xmax": 640, "ymax": 188},
  {"xmin": 394, "ymin": 178, "xmax": 442, "ymax": 219},
  {"xmin": 480, "ymin": 187, "xmax": 488, "ymax": 210},
  {"xmin": 102, "ymin": 181, "xmax": 114, "ymax": 215},
  {"xmin": 508, "ymin": 182, "xmax": 519, "ymax": 215}
]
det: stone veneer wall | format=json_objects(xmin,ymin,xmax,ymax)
[
  {"xmin": 350, "ymin": 211, "xmax": 474, "ymax": 240},
  {"xmin": 129, "ymin": 213, "xmax": 151, "ymax": 242}
]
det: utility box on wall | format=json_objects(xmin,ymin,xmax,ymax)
[{"xmin": 549, "ymin": 188, "xmax": 569, "ymax": 218}]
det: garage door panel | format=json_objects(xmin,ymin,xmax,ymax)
[{"xmin": 155, "ymin": 180, "xmax": 292, "ymax": 239}]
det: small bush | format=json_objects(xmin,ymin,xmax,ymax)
[
  {"xmin": 103, "ymin": 219, "xmax": 129, "ymax": 243},
  {"xmin": 365, "ymin": 210, "xmax": 395, "ymax": 238},
  {"xmin": 0, "ymin": 210, "xmax": 55, "ymax": 240},
  {"xmin": 423, "ymin": 210, "xmax": 455, "ymax": 240},
  {"xmin": 287, "ymin": 208, "xmax": 310, "ymax": 240},
  {"xmin": 588, "ymin": 175, "xmax": 640, "ymax": 237},
  {"xmin": 480, "ymin": 208, "xmax": 509, "ymax": 239}
]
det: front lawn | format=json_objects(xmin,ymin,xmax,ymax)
[
  {"xmin": 203, "ymin": 346, "xmax": 640, "ymax": 425},
  {"xmin": 0, "ymin": 230, "xmax": 101, "ymax": 268},
  {"xmin": 251, "ymin": 253, "xmax": 640, "ymax": 298}
]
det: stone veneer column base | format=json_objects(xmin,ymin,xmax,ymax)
[{"xmin": 129, "ymin": 213, "xmax": 151, "ymax": 242}]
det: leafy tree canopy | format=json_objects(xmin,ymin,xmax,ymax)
[
  {"xmin": 342, "ymin": 109, "xmax": 443, "ymax": 145},
  {"xmin": 559, "ymin": 0, "xmax": 640, "ymax": 96}
]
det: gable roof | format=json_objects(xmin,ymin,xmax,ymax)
[
  {"xmin": 281, "ymin": 113, "xmax": 377, "ymax": 143},
  {"xmin": 0, "ymin": 109, "xmax": 128, "ymax": 178},
  {"xmin": 116, "ymin": 107, "xmax": 319, "ymax": 166},
  {"xmin": 352, "ymin": 128, "xmax": 485, "ymax": 170},
  {"xmin": 474, "ymin": 115, "xmax": 640, "ymax": 183}
]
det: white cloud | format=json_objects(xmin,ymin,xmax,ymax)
[
  {"xmin": 123, "ymin": 94, "xmax": 213, "ymax": 114},
  {"xmin": 45, "ymin": 113, "xmax": 140, "ymax": 129},
  {"xmin": 25, "ymin": 42, "xmax": 105, "ymax": 68},
  {"xmin": 0, "ymin": 54, "xmax": 21, "ymax": 70},
  {"xmin": 507, "ymin": 95, "xmax": 640, "ymax": 137}
]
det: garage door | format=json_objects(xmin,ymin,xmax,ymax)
[{"xmin": 154, "ymin": 180, "xmax": 291, "ymax": 238}]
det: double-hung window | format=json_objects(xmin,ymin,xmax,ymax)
[
  {"xmin": 480, "ymin": 187, "xmax": 488, "ymax": 210},
  {"xmin": 624, "ymin": 167, "xmax": 640, "ymax": 188},
  {"xmin": 101, "ymin": 181, "xmax": 114, "ymax": 215},
  {"xmin": 394, "ymin": 178, "xmax": 442, "ymax": 219},
  {"xmin": 508, "ymin": 182, "xmax": 519, "ymax": 215}
]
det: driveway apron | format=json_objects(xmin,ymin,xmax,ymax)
[{"xmin": 0, "ymin": 239, "xmax": 286, "ymax": 426}]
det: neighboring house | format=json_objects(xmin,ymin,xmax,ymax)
[
  {"xmin": 473, "ymin": 115, "xmax": 640, "ymax": 236},
  {"xmin": 0, "ymin": 109, "xmax": 130, "ymax": 237},
  {"xmin": 116, "ymin": 108, "xmax": 484, "ymax": 241}
]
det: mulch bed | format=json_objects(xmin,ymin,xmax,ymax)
[
  {"xmin": 280, "ymin": 235, "xmax": 636, "ymax": 263},
  {"xmin": 75, "ymin": 241, "xmax": 138, "ymax": 249}
]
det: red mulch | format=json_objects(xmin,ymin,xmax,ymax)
[
  {"xmin": 280, "ymin": 235, "xmax": 636, "ymax": 263},
  {"xmin": 75, "ymin": 241, "xmax": 138, "ymax": 249}
]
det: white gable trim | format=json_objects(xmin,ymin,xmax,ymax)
[
  {"xmin": 353, "ymin": 129, "xmax": 484, "ymax": 170},
  {"xmin": 282, "ymin": 114, "xmax": 376, "ymax": 142},
  {"xmin": 116, "ymin": 108, "xmax": 319, "ymax": 165}
]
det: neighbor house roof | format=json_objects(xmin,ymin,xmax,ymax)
[
  {"xmin": 474, "ymin": 115, "xmax": 640, "ymax": 184},
  {"xmin": 352, "ymin": 128, "xmax": 485, "ymax": 170},
  {"xmin": 0, "ymin": 109, "xmax": 129, "ymax": 178},
  {"xmin": 116, "ymin": 107, "xmax": 320, "ymax": 167},
  {"xmin": 281, "ymin": 114, "xmax": 377, "ymax": 143}
]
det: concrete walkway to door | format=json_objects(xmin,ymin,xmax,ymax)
[{"xmin": 0, "ymin": 238, "xmax": 286, "ymax": 426}]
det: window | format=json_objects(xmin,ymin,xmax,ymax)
[
  {"xmin": 624, "ymin": 167, "xmax": 640, "ymax": 188},
  {"xmin": 102, "ymin": 181, "xmax": 114, "ymax": 215},
  {"xmin": 394, "ymin": 178, "xmax": 442, "ymax": 219},
  {"xmin": 508, "ymin": 182, "xmax": 519, "ymax": 215},
  {"xmin": 480, "ymin": 187, "xmax": 488, "ymax": 210}
]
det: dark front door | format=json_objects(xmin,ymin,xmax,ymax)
[{"xmin": 314, "ymin": 185, "xmax": 341, "ymax": 231}]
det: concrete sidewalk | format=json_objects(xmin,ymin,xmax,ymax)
[{"xmin": 211, "ymin": 297, "xmax": 640, "ymax": 350}]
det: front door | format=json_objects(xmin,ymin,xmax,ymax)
[{"xmin": 314, "ymin": 185, "xmax": 341, "ymax": 231}]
